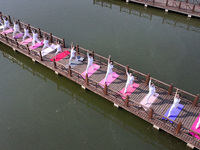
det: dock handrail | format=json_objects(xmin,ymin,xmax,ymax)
[
  {"xmin": 1, "ymin": 14, "xmax": 199, "ymax": 105},
  {"xmin": 79, "ymin": 47, "xmax": 199, "ymax": 105}
]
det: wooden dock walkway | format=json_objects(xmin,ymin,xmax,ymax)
[
  {"xmin": 0, "ymin": 13, "xmax": 200, "ymax": 149},
  {"xmin": 94, "ymin": 0, "xmax": 200, "ymax": 18},
  {"xmin": 124, "ymin": 0, "xmax": 200, "ymax": 18},
  {"xmin": 94, "ymin": 0, "xmax": 200, "ymax": 33}
]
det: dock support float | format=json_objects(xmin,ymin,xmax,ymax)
[
  {"xmin": 165, "ymin": 9, "xmax": 168, "ymax": 12},
  {"xmin": 81, "ymin": 85, "xmax": 86, "ymax": 89},
  {"xmin": 12, "ymin": 48, "xmax": 16, "ymax": 52},
  {"xmin": 145, "ymin": 4, "xmax": 148, "ymax": 7},
  {"xmin": 153, "ymin": 125, "xmax": 160, "ymax": 130},
  {"xmin": 32, "ymin": 58, "xmax": 35, "ymax": 62},
  {"xmin": 187, "ymin": 143, "xmax": 195, "ymax": 149},
  {"xmin": 126, "ymin": 0, "xmax": 129, "ymax": 2},
  {"xmin": 188, "ymin": 14, "xmax": 192, "ymax": 18},
  {"xmin": 114, "ymin": 103, "xmax": 119, "ymax": 108},
  {"xmin": 55, "ymin": 71, "xmax": 59, "ymax": 75}
]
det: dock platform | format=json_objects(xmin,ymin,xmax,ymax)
[{"xmin": 0, "ymin": 13, "xmax": 200, "ymax": 149}]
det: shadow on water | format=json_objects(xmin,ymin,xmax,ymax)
[{"xmin": 0, "ymin": 43, "xmax": 194, "ymax": 150}]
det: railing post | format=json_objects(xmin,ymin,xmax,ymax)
[
  {"xmin": 85, "ymin": 73, "xmax": 89, "ymax": 86},
  {"xmin": 0, "ymin": 12, "xmax": 3, "ymax": 21},
  {"xmin": 125, "ymin": 95, "xmax": 129, "ymax": 107},
  {"xmin": 6, "ymin": 34, "xmax": 9, "ymax": 43},
  {"xmin": 49, "ymin": 33, "xmax": 53, "ymax": 43},
  {"xmin": 39, "ymin": 51, "xmax": 43, "ymax": 61},
  {"xmin": 92, "ymin": 50, "xmax": 94, "ymax": 58},
  {"xmin": 18, "ymin": 19, "xmax": 21, "ymax": 29},
  {"xmin": 68, "ymin": 65, "xmax": 72, "ymax": 77},
  {"xmin": 104, "ymin": 83, "xmax": 107, "ymax": 95},
  {"xmin": 166, "ymin": 0, "xmax": 168, "ymax": 6},
  {"xmin": 62, "ymin": 38, "xmax": 65, "ymax": 48},
  {"xmin": 5, "ymin": 34, "xmax": 8, "ymax": 43},
  {"xmin": 56, "ymin": 38, "xmax": 58, "ymax": 44},
  {"xmin": 176, "ymin": 122, "xmax": 182, "ymax": 134},
  {"xmin": 8, "ymin": 15, "xmax": 12, "ymax": 25},
  {"xmin": 26, "ymin": 44, "xmax": 30, "ymax": 55},
  {"xmin": 148, "ymin": 108, "xmax": 153, "ymax": 119},
  {"xmin": 179, "ymin": 2, "xmax": 181, "ymax": 9},
  {"xmin": 15, "ymin": 38, "xmax": 19, "ymax": 48},
  {"xmin": 192, "ymin": 4, "xmax": 195, "ymax": 12},
  {"xmin": 145, "ymin": 74, "xmax": 150, "ymax": 86},
  {"xmin": 76, "ymin": 44, "xmax": 79, "ymax": 55},
  {"xmin": 38, "ymin": 28, "xmax": 42, "ymax": 38},
  {"xmin": 126, "ymin": 65, "xmax": 129, "ymax": 75},
  {"xmin": 43, "ymin": 33, "xmax": 46, "ymax": 39},
  {"xmin": 28, "ymin": 24, "xmax": 31, "ymax": 33},
  {"xmin": 168, "ymin": 83, "xmax": 173, "ymax": 95},
  {"xmin": 53, "ymin": 58, "xmax": 57, "ymax": 69},
  {"xmin": 193, "ymin": 94, "xmax": 199, "ymax": 106}
]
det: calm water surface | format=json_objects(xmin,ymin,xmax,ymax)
[{"xmin": 0, "ymin": 0, "xmax": 200, "ymax": 149}]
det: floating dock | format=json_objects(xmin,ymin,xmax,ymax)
[
  {"xmin": 0, "ymin": 13, "xmax": 200, "ymax": 149},
  {"xmin": 118, "ymin": 0, "xmax": 200, "ymax": 18}
]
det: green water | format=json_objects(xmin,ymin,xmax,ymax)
[{"xmin": 0, "ymin": 0, "xmax": 200, "ymax": 149}]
